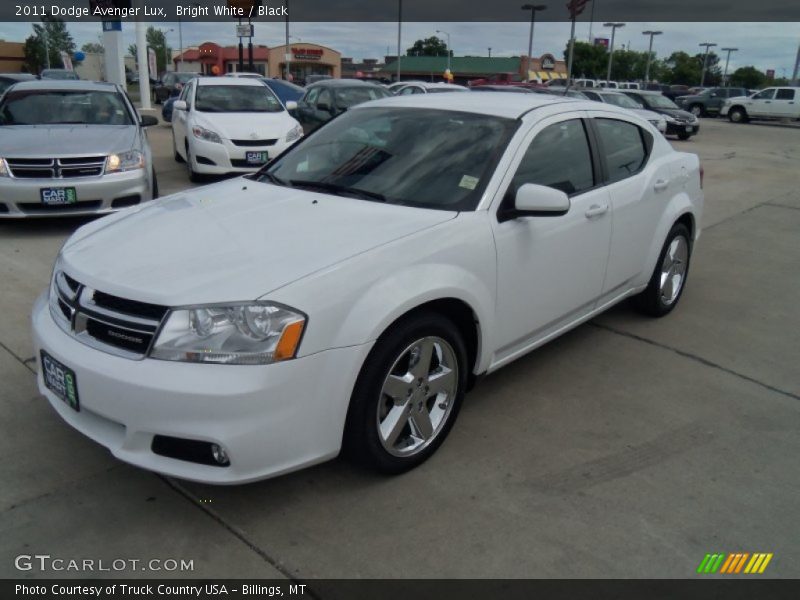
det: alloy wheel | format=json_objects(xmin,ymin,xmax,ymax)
[
  {"xmin": 659, "ymin": 236, "xmax": 689, "ymax": 305},
  {"xmin": 376, "ymin": 336, "xmax": 458, "ymax": 457}
]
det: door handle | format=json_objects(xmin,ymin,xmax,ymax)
[
  {"xmin": 654, "ymin": 179, "xmax": 669, "ymax": 192},
  {"xmin": 584, "ymin": 204, "xmax": 608, "ymax": 219}
]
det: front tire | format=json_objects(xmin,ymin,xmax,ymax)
[
  {"xmin": 343, "ymin": 311, "xmax": 468, "ymax": 474},
  {"xmin": 689, "ymin": 104, "xmax": 704, "ymax": 117},
  {"xmin": 632, "ymin": 223, "xmax": 692, "ymax": 317},
  {"xmin": 185, "ymin": 141, "xmax": 202, "ymax": 183}
]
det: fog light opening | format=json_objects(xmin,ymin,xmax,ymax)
[{"xmin": 211, "ymin": 444, "xmax": 230, "ymax": 466}]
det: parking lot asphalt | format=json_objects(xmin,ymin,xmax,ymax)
[{"xmin": 1, "ymin": 117, "xmax": 798, "ymax": 580}]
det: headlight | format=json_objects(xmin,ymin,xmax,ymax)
[
  {"xmin": 0, "ymin": 157, "xmax": 10, "ymax": 177},
  {"xmin": 285, "ymin": 123, "xmax": 303, "ymax": 143},
  {"xmin": 150, "ymin": 302, "xmax": 306, "ymax": 365},
  {"xmin": 663, "ymin": 115, "xmax": 678, "ymax": 124},
  {"xmin": 105, "ymin": 150, "xmax": 144, "ymax": 173},
  {"xmin": 192, "ymin": 125, "xmax": 223, "ymax": 144}
]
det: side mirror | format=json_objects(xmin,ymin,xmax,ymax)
[
  {"xmin": 508, "ymin": 183, "xmax": 570, "ymax": 219},
  {"xmin": 710, "ymin": 92, "xmax": 718, "ymax": 98},
  {"xmin": 285, "ymin": 100, "xmax": 298, "ymax": 111},
  {"xmin": 139, "ymin": 114, "xmax": 159, "ymax": 127},
  {"xmin": 173, "ymin": 100, "xmax": 187, "ymax": 111}
]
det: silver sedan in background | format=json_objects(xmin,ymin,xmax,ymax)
[{"xmin": 0, "ymin": 80, "xmax": 158, "ymax": 218}]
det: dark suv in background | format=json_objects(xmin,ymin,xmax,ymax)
[
  {"xmin": 675, "ymin": 87, "xmax": 748, "ymax": 117},
  {"xmin": 153, "ymin": 72, "xmax": 199, "ymax": 104}
]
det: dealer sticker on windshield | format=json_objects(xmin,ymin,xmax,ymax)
[
  {"xmin": 40, "ymin": 187, "xmax": 77, "ymax": 205},
  {"xmin": 459, "ymin": 175, "xmax": 479, "ymax": 190}
]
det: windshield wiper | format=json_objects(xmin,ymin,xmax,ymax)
[
  {"xmin": 288, "ymin": 179, "xmax": 387, "ymax": 203},
  {"xmin": 260, "ymin": 171, "xmax": 291, "ymax": 187}
]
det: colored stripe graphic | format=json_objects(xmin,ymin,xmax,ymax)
[{"xmin": 706, "ymin": 552, "xmax": 774, "ymax": 574}]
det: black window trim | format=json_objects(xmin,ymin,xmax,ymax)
[{"xmin": 585, "ymin": 115, "xmax": 653, "ymax": 186}]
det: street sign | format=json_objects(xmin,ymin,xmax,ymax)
[
  {"xmin": 102, "ymin": 20, "xmax": 122, "ymax": 32},
  {"xmin": 236, "ymin": 23, "xmax": 254, "ymax": 38},
  {"xmin": 594, "ymin": 37, "xmax": 609, "ymax": 47},
  {"xmin": 766, "ymin": 69, "xmax": 775, "ymax": 79},
  {"xmin": 567, "ymin": 0, "xmax": 589, "ymax": 17}
]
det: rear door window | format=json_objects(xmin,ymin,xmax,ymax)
[
  {"xmin": 594, "ymin": 118, "xmax": 649, "ymax": 184},
  {"xmin": 775, "ymin": 89, "xmax": 796, "ymax": 100}
]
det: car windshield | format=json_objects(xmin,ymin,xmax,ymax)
[
  {"xmin": 642, "ymin": 94, "xmax": 679, "ymax": 109},
  {"xmin": 174, "ymin": 73, "xmax": 196, "ymax": 84},
  {"xmin": 258, "ymin": 107, "xmax": 518, "ymax": 211},
  {"xmin": 601, "ymin": 93, "xmax": 641, "ymax": 109},
  {"xmin": 195, "ymin": 85, "xmax": 283, "ymax": 112},
  {"xmin": 0, "ymin": 90, "xmax": 133, "ymax": 125},
  {"xmin": 334, "ymin": 87, "xmax": 390, "ymax": 108}
]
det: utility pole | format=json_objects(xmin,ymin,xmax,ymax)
[
  {"xmin": 720, "ymin": 47, "xmax": 738, "ymax": 86},
  {"xmin": 566, "ymin": 0, "xmax": 591, "ymax": 89},
  {"xmin": 488, "ymin": 47, "xmax": 492, "ymax": 57},
  {"xmin": 284, "ymin": 0, "xmax": 290, "ymax": 79},
  {"xmin": 521, "ymin": 4, "xmax": 547, "ymax": 82},
  {"xmin": 642, "ymin": 30, "xmax": 662, "ymax": 83},
  {"xmin": 588, "ymin": 0, "xmax": 596, "ymax": 43},
  {"xmin": 790, "ymin": 41, "xmax": 800, "ymax": 85},
  {"xmin": 604, "ymin": 22, "xmax": 625, "ymax": 82},
  {"xmin": 699, "ymin": 42, "xmax": 717, "ymax": 86}
]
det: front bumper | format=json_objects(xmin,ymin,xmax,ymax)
[
  {"xmin": 32, "ymin": 292, "xmax": 372, "ymax": 484},
  {"xmin": 666, "ymin": 122, "xmax": 700, "ymax": 137},
  {"xmin": 191, "ymin": 136, "xmax": 297, "ymax": 175},
  {"xmin": 0, "ymin": 169, "xmax": 151, "ymax": 219}
]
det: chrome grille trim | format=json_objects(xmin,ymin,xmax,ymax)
[
  {"xmin": 7, "ymin": 156, "xmax": 106, "ymax": 179},
  {"xmin": 50, "ymin": 271, "xmax": 168, "ymax": 360}
]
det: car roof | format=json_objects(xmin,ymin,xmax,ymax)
[
  {"xmin": 6, "ymin": 80, "xmax": 118, "ymax": 92},
  {"xmin": 307, "ymin": 79, "xmax": 384, "ymax": 89},
  {"xmin": 0, "ymin": 73, "xmax": 36, "ymax": 80},
  {"xmin": 195, "ymin": 76, "xmax": 263, "ymax": 87},
  {"xmin": 356, "ymin": 91, "xmax": 581, "ymax": 119}
]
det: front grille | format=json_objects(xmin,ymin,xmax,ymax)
[
  {"xmin": 50, "ymin": 272, "xmax": 168, "ymax": 359},
  {"xmin": 231, "ymin": 139, "xmax": 277, "ymax": 147},
  {"xmin": 18, "ymin": 200, "xmax": 102, "ymax": 214},
  {"xmin": 7, "ymin": 156, "xmax": 106, "ymax": 179},
  {"xmin": 231, "ymin": 159, "xmax": 267, "ymax": 168}
]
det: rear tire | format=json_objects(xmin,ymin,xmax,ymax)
[
  {"xmin": 343, "ymin": 311, "xmax": 468, "ymax": 474},
  {"xmin": 632, "ymin": 223, "xmax": 692, "ymax": 318},
  {"xmin": 689, "ymin": 104, "xmax": 704, "ymax": 117},
  {"xmin": 729, "ymin": 107, "xmax": 748, "ymax": 123},
  {"xmin": 172, "ymin": 133, "xmax": 184, "ymax": 163}
]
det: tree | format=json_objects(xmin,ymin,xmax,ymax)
[
  {"xmin": 729, "ymin": 66, "xmax": 767, "ymax": 89},
  {"xmin": 128, "ymin": 28, "xmax": 172, "ymax": 75},
  {"xmin": 406, "ymin": 36, "xmax": 450, "ymax": 57},
  {"xmin": 81, "ymin": 42, "xmax": 104, "ymax": 54},
  {"xmin": 563, "ymin": 41, "xmax": 607, "ymax": 79},
  {"xmin": 23, "ymin": 17, "xmax": 76, "ymax": 73}
]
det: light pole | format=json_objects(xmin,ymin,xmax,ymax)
[
  {"xmin": 285, "ymin": 0, "xmax": 291, "ymax": 80},
  {"xmin": 397, "ymin": 0, "xmax": 402, "ymax": 82},
  {"xmin": 521, "ymin": 4, "xmax": 547, "ymax": 82},
  {"xmin": 177, "ymin": 3, "xmax": 199, "ymax": 72},
  {"xmin": 699, "ymin": 42, "xmax": 717, "ymax": 86},
  {"xmin": 604, "ymin": 22, "xmax": 625, "ymax": 83},
  {"xmin": 642, "ymin": 30, "xmax": 662, "ymax": 83},
  {"xmin": 161, "ymin": 28, "xmax": 174, "ymax": 74},
  {"xmin": 720, "ymin": 47, "xmax": 738, "ymax": 86},
  {"xmin": 435, "ymin": 29, "xmax": 452, "ymax": 73}
]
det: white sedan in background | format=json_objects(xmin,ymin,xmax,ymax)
[
  {"xmin": 33, "ymin": 93, "xmax": 703, "ymax": 483},
  {"xmin": 171, "ymin": 77, "xmax": 303, "ymax": 181}
]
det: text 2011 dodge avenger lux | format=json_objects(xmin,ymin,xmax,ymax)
[{"xmin": 33, "ymin": 93, "xmax": 703, "ymax": 483}]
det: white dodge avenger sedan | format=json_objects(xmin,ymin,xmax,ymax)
[
  {"xmin": 33, "ymin": 93, "xmax": 703, "ymax": 484},
  {"xmin": 171, "ymin": 76, "xmax": 303, "ymax": 181}
]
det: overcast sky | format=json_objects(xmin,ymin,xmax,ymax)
[{"xmin": 1, "ymin": 21, "xmax": 798, "ymax": 76}]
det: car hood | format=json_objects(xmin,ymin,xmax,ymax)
[
  {"xmin": 60, "ymin": 178, "xmax": 456, "ymax": 306},
  {"xmin": 649, "ymin": 107, "xmax": 696, "ymax": 121},
  {"xmin": 631, "ymin": 108, "xmax": 665, "ymax": 121},
  {"xmin": 193, "ymin": 111, "xmax": 297, "ymax": 140},
  {"xmin": 0, "ymin": 125, "xmax": 138, "ymax": 157}
]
